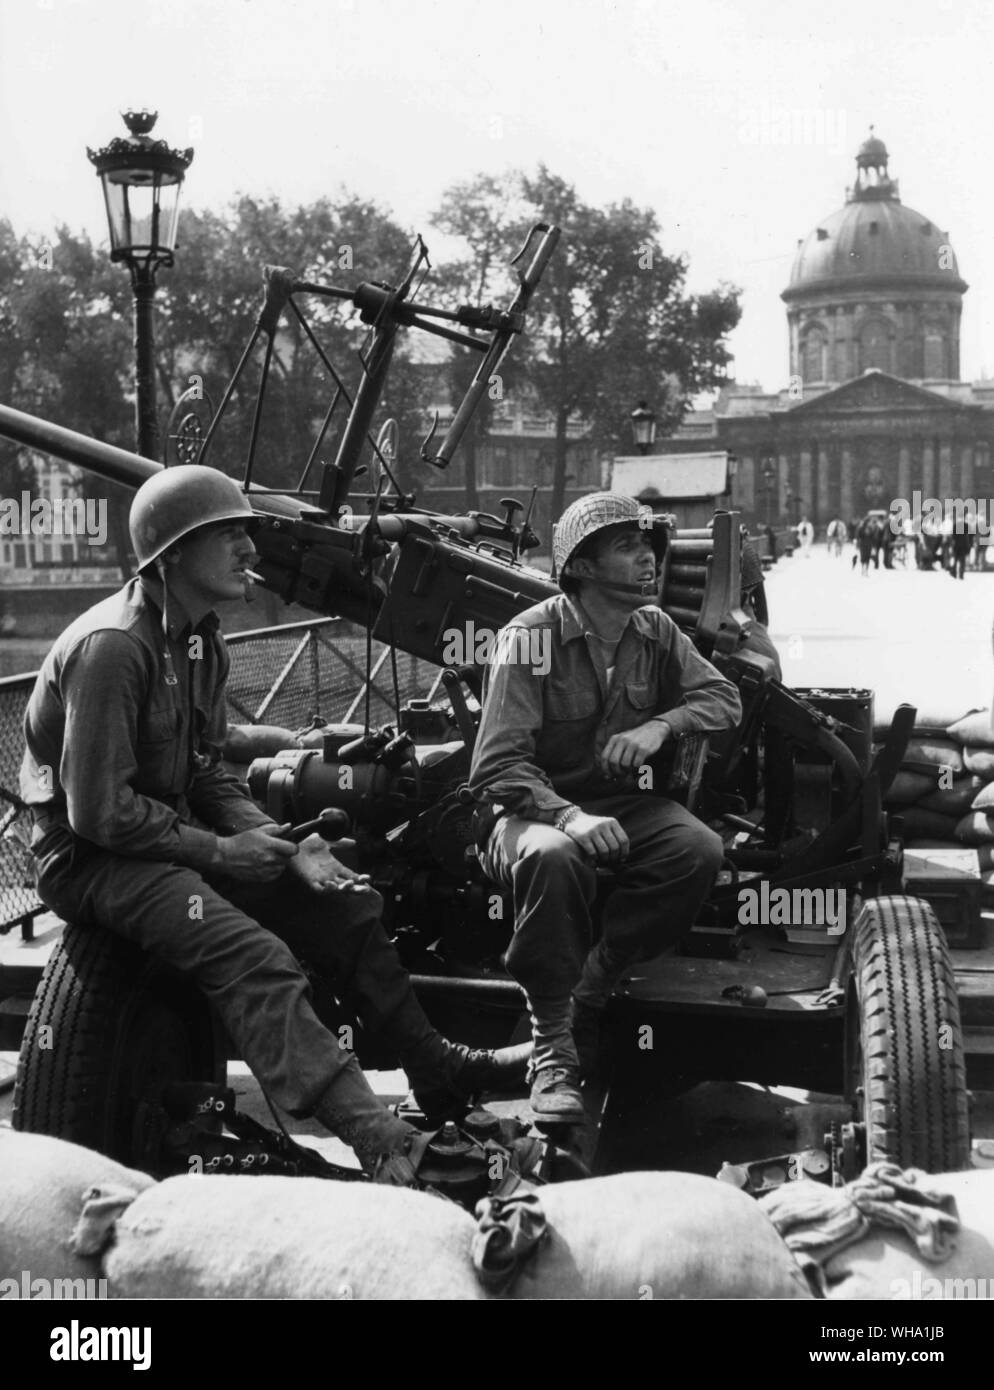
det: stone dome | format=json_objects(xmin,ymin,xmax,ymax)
[
  {"xmin": 785, "ymin": 197, "xmax": 965, "ymax": 298},
  {"xmin": 784, "ymin": 131, "xmax": 967, "ymax": 299},
  {"xmin": 781, "ymin": 133, "xmax": 967, "ymax": 383}
]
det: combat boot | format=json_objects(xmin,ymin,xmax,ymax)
[
  {"xmin": 529, "ymin": 1064, "xmax": 585, "ymax": 1120},
  {"xmin": 408, "ymin": 1039, "xmax": 534, "ymax": 1122},
  {"xmin": 373, "ymin": 986, "xmax": 531, "ymax": 1119},
  {"xmin": 313, "ymin": 1053, "xmax": 422, "ymax": 1181}
]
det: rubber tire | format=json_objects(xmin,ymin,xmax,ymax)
[
  {"xmin": 12, "ymin": 922, "xmax": 223, "ymax": 1173},
  {"xmin": 849, "ymin": 894, "xmax": 971, "ymax": 1172}
]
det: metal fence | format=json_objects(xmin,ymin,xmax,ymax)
[{"xmin": 0, "ymin": 617, "xmax": 444, "ymax": 934}]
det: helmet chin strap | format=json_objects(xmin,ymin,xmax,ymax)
[
  {"xmin": 568, "ymin": 571, "xmax": 659, "ymax": 598},
  {"xmin": 156, "ymin": 556, "xmax": 179, "ymax": 687}
]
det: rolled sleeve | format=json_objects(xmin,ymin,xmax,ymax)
[{"xmin": 652, "ymin": 619, "xmax": 742, "ymax": 739}]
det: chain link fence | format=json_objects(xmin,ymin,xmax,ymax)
[{"xmin": 0, "ymin": 618, "xmax": 444, "ymax": 934}]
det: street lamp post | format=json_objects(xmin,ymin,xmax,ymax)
[
  {"xmin": 630, "ymin": 401, "xmax": 657, "ymax": 456},
  {"xmin": 88, "ymin": 111, "xmax": 193, "ymax": 461}
]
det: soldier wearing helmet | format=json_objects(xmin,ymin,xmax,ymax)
[
  {"xmin": 469, "ymin": 492, "xmax": 742, "ymax": 1119},
  {"xmin": 20, "ymin": 465, "xmax": 527, "ymax": 1180}
]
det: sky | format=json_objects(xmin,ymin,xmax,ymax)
[{"xmin": 3, "ymin": 0, "xmax": 994, "ymax": 394}]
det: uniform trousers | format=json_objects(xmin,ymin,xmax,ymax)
[
  {"xmin": 32, "ymin": 822, "xmax": 418, "ymax": 1117},
  {"xmin": 480, "ymin": 795, "xmax": 724, "ymax": 1070}
]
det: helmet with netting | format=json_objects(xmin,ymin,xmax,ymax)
[{"xmin": 552, "ymin": 492, "xmax": 668, "ymax": 580}]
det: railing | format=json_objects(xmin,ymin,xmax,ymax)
[{"xmin": 0, "ymin": 617, "xmax": 445, "ymax": 934}]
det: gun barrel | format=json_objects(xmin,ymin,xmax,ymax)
[{"xmin": 0, "ymin": 403, "xmax": 162, "ymax": 489}]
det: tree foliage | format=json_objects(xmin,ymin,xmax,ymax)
[
  {"xmin": 433, "ymin": 166, "xmax": 741, "ymax": 519},
  {"xmin": 0, "ymin": 170, "xmax": 740, "ymax": 562}
]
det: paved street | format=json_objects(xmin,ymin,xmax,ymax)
[{"xmin": 767, "ymin": 542, "xmax": 994, "ymax": 727}]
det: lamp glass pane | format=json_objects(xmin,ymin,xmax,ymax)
[
  {"xmin": 121, "ymin": 182, "xmax": 158, "ymax": 254},
  {"xmin": 100, "ymin": 178, "xmax": 130, "ymax": 253}
]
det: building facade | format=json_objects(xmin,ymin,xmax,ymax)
[{"xmin": 657, "ymin": 132, "xmax": 994, "ymax": 529}]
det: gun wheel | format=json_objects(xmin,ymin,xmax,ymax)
[
  {"xmin": 846, "ymin": 894, "xmax": 971, "ymax": 1173},
  {"xmin": 12, "ymin": 923, "xmax": 222, "ymax": 1173}
]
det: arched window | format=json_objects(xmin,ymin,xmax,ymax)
[
  {"xmin": 858, "ymin": 318, "xmax": 894, "ymax": 374},
  {"xmin": 801, "ymin": 325, "xmax": 828, "ymax": 383},
  {"xmin": 923, "ymin": 327, "xmax": 948, "ymax": 379}
]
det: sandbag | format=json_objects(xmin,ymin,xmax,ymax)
[
  {"xmin": 0, "ymin": 1130, "xmax": 155, "ymax": 1291},
  {"xmin": 947, "ymin": 709, "xmax": 994, "ymax": 748},
  {"xmin": 816, "ymin": 1170, "xmax": 994, "ymax": 1300},
  {"xmin": 101, "ymin": 1173, "xmax": 486, "ymax": 1300},
  {"xmin": 103, "ymin": 1169, "xmax": 812, "ymax": 1300},
  {"xmin": 896, "ymin": 807, "xmax": 961, "ymax": 842},
  {"xmin": 964, "ymin": 746, "xmax": 994, "ymax": 778},
  {"xmin": 972, "ymin": 780, "xmax": 994, "ymax": 811},
  {"xmin": 504, "ymin": 1172, "xmax": 812, "ymax": 1300},
  {"xmin": 884, "ymin": 770, "xmax": 935, "ymax": 807},
  {"xmin": 907, "ymin": 838, "xmax": 994, "ymax": 863},
  {"xmin": 901, "ymin": 738, "xmax": 964, "ymax": 773},
  {"xmin": 955, "ymin": 812, "xmax": 994, "ymax": 846},
  {"xmin": 921, "ymin": 776, "xmax": 985, "ymax": 816}
]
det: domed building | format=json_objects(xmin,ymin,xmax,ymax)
[
  {"xmin": 657, "ymin": 132, "xmax": 994, "ymax": 528},
  {"xmin": 784, "ymin": 132, "xmax": 966, "ymax": 385}
]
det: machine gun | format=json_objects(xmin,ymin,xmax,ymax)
[{"xmin": 0, "ymin": 224, "xmax": 974, "ymax": 1193}]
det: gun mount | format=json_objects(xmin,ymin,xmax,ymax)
[{"xmin": 0, "ymin": 226, "xmax": 975, "ymax": 1193}]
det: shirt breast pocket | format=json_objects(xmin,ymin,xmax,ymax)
[
  {"xmin": 622, "ymin": 683, "xmax": 658, "ymax": 725},
  {"xmin": 135, "ymin": 707, "xmax": 181, "ymax": 790},
  {"xmin": 545, "ymin": 683, "xmax": 600, "ymax": 722}
]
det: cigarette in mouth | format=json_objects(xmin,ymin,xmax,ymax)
[{"xmin": 242, "ymin": 569, "xmax": 264, "ymax": 603}]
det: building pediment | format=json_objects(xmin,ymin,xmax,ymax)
[{"xmin": 785, "ymin": 370, "xmax": 964, "ymax": 417}]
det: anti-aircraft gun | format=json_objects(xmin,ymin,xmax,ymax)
[{"xmin": 0, "ymin": 225, "xmax": 973, "ymax": 1199}]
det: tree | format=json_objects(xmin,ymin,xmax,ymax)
[
  {"xmin": 429, "ymin": 173, "xmax": 537, "ymax": 511},
  {"xmin": 155, "ymin": 194, "xmax": 431, "ymax": 501},
  {"xmin": 0, "ymin": 221, "xmax": 135, "ymax": 576},
  {"xmin": 431, "ymin": 168, "xmax": 741, "ymax": 527}
]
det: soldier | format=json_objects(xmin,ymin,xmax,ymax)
[
  {"xmin": 468, "ymin": 494, "xmax": 741, "ymax": 1118},
  {"xmin": 20, "ymin": 466, "xmax": 527, "ymax": 1183}
]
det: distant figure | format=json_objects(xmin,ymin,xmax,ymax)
[
  {"xmin": 950, "ymin": 525, "xmax": 973, "ymax": 580},
  {"xmin": 826, "ymin": 516, "xmax": 848, "ymax": 558},
  {"xmin": 795, "ymin": 516, "xmax": 814, "ymax": 558},
  {"xmin": 764, "ymin": 524, "xmax": 778, "ymax": 562},
  {"xmin": 853, "ymin": 514, "xmax": 883, "ymax": 576}
]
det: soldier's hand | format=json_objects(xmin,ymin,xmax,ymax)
[
  {"xmin": 563, "ymin": 812, "xmax": 630, "ymax": 865},
  {"xmin": 288, "ymin": 834, "xmax": 373, "ymax": 895},
  {"xmin": 217, "ymin": 824, "xmax": 298, "ymax": 882},
  {"xmin": 599, "ymin": 722, "xmax": 670, "ymax": 778}
]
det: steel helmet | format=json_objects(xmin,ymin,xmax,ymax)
[
  {"xmin": 129, "ymin": 465, "xmax": 256, "ymax": 569},
  {"xmin": 552, "ymin": 492, "xmax": 668, "ymax": 581}
]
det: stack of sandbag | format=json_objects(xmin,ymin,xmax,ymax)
[
  {"xmin": 760, "ymin": 1164, "xmax": 994, "ymax": 1300},
  {"xmin": 0, "ymin": 1129, "xmax": 812, "ymax": 1300},
  {"xmin": 878, "ymin": 708, "xmax": 994, "ymax": 899}
]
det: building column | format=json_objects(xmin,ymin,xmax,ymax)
[
  {"xmin": 778, "ymin": 453, "xmax": 792, "ymax": 522},
  {"xmin": 961, "ymin": 443, "xmax": 975, "ymax": 499},
  {"xmin": 840, "ymin": 446, "xmax": 854, "ymax": 522},
  {"xmin": 922, "ymin": 440, "xmax": 935, "ymax": 499},
  {"xmin": 939, "ymin": 439, "xmax": 953, "ymax": 499},
  {"xmin": 817, "ymin": 446, "xmax": 831, "ymax": 521},
  {"xmin": 799, "ymin": 448, "xmax": 813, "ymax": 520},
  {"xmin": 737, "ymin": 453, "xmax": 755, "ymax": 511},
  {"xmin": 897, "ymin": 442, "xmax": 912, "ymax": 506}
]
